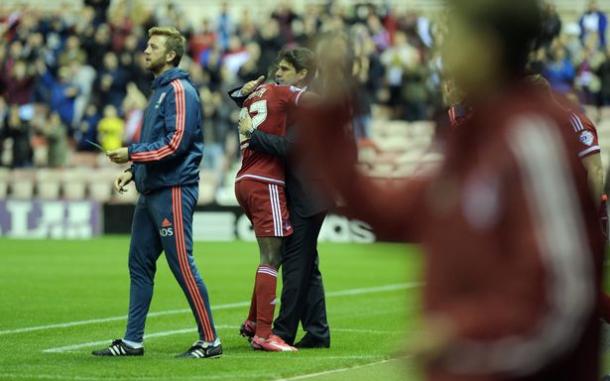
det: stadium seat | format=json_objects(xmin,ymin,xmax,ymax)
[
  {"xmin": 36, "ymin": 169, "xmax": 62, "ymax": 199},
  {"xmin": 198, "ymin": 181, "xmax": 216, "ymax": 205},
  {"xmin": 0, "ymin": 167, "xmax": 7, "ymax": 197},
  {"xmin": 10, "ymin": 169, "xmax": 35, "ymax": 200},
  {"xmin": 88, "ymin": 181, "xmax": 113, "ymax": 202},
  {"xmin": 62, "ymin": 169, "xmax": 89, "ymax": 200}
]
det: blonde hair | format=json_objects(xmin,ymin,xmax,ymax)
[{"xmin": 148, "ymin": 26, "xmax": 186, "ymax": 66}]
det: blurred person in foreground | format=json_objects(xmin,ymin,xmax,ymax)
[
  {"xmin": 299, "ymin": 1, "xmax": 605, "ymax": 380},
  {"xmin": 93, "ymin": 26, "xmax": 221, "ymax": 359}
]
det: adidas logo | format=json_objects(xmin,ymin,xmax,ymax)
[{"xmin": 160, "ymin": 218, "xmax": 174, "ymax": 237}]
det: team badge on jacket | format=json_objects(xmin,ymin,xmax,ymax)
[{"xmin": 155, "ymin": 92, "xmax": 167, "ymax": 109}]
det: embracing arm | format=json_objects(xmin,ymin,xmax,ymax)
[{"xmin": 248, "ymin": 129, "xmax": 292, "ymax": 157}]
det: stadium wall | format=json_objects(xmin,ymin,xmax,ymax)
[{"xmin": 0, "ymin": 200, "xmax": 379, "ymax": 243}]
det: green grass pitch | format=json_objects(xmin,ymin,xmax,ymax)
[{"xmin": 0, "ymin": 238, "xmax": 426, "ymax": 381}]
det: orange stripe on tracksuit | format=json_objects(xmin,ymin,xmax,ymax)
[
  {"xmin": 172, "ymin": 187, "xmax": 215, "ymax": 341},
  {"xmin": 130, "ymin": 80, "xmax": 186, "ymax": 162}
]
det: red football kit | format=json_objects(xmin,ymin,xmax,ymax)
[
  {"xmin": 235, "ymin": 83, "xmax": 304, "ymax": 237},
  {"xmin": 303, "ymin": 84, "xmax": 605, "ymax": 381}
]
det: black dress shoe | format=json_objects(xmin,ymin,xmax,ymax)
[{"xmin": 294, "ymin": 335, "xmax": 330, "ymax": 349}]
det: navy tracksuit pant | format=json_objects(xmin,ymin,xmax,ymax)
[{"xmin": 124, "ymin": 185, "xmax": 217, "ymax": 343}]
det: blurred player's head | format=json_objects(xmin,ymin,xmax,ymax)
[
  {"xmin": 274, "ymin": 47, "xmax": 316, "ymax": 88},
  {"xmin": 313, "ymin": 32, "xmax": 356, "ymax": 96},
  {"xmin": 442, "ymin": 0, "xmax": 543, "ymax": 98},
  {"xmin": 145, "ymin": 26, "xmax": 186, "ymax": 76}
]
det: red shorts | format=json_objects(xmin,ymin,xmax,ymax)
[{"xmin": 235, "ymin": 180, "xmax": 293, "ymax": 237}]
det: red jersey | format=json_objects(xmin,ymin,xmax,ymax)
[
  {"xmin": 236, "ymin": 83, "xmax": 305, "ymax": 186},
  {"xmin": 302, "ymin": 84, "xmax": 604, "ymax": 381}
]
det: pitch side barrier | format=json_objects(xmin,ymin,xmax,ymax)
[{"xmin": 0, "ymin": 200, "xmax": 400, "ymax": 242}]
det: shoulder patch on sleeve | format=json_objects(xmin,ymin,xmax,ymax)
[{"xmin": 579, "ymin": 130, "xmax": 595, "ymax": 146}]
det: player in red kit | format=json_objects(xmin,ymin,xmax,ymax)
[
  {"xmin": 300, "ymin": 1, "xmax": 605, "ymax": 380},
  {"xmin": 231, "ymin": 48, "xmax": 315, "ymax": 352}
]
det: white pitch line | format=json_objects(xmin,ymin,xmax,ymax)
[
  {"xmin": 274, "ymin": 358, "xmax": 402, "ymax": 381},
  {"xmin": 0, "ymin": 302, "xmax": 247, "ymax": 336},
  {"xmin": 1, "ymin": 282, "xmax": 419, "ymax": 336}
]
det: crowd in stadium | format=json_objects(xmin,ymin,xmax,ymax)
[{"xmin": 0, "ymin": 0, "xmax": 608, "ymax": 172}]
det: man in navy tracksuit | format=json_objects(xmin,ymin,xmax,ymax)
[{"xmin": 93, "ymin": 27, "xmax": 221, "ymax": 359}]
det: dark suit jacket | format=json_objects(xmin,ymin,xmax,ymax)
[{"xmin": 228, "ymin": 86, "xmax": 334, "ymax": 217}]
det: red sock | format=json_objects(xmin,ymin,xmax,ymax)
[
  {"xmin": 600, "ymin": 292, "xmax": 610, "ymax": 323},
  {"xmin": 254, "ymin": 265, "xmax": 278, "ymax": 338},
  {"xmin": 247, "ymin": 280, "xmax": 257, "ymax": 322}
]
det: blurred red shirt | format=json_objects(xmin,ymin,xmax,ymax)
[{"xmin": 303, "ymin": 84, "xmax": 605, "ymax": 381}]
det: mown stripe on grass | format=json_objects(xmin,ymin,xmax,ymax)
[{"xmin": 2, "ymin": 283, "xmax": 420, "ymax": 336}]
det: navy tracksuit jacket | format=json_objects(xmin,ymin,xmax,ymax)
[{"xmin": 123, "ymin": 68, "xmax": 216, "ymax": 343}]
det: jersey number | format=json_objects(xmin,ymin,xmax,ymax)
[{"xmin": 242, "ymin": 100, "xmax": 268, "ymax": 130}]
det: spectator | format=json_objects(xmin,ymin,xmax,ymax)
[
  {"xmin": 97, "ymin": 104, "xmax": 124, "ymax": 152},
  {"xmin": 380, "ymin": 31, "xmax": 419, "ymax": 119},
  {"xmin": 1, "ymin": 59, "xmax": 36, "ymax": 105},
  {"xmin": 272, "ymin": 1, "xmax": 298, "ymax": 43},
  {"xmin": 37, "ymin": 61, "xmax": 80, "ymax": 132},
  {"xmin": 596, "ymin": 45, "xmax": 610, "ymax": 107},
  {"xmin": 122, "ymin": 83, "xmax": 146, "ymax": 145},
  {"xmin": 39, "ymin": 111, "xmax": 67, "ymax": 168},
  {"xmin": 189, "ymin": 18, "xmax": 216, "ymax": 62},
  {"xmin": 575, "ymin": 34, "xmax": 605, "ymax": 105},
  {"xmin": 543, "ymin": 44, "xmax": 576, "ymax": 94},
  {"xmin": 83, "ymin": 0, "xmax": 110, "ymax": 26},
  {"xmin": 96, "ymin": 52, "xmax": 128, "ymax": 111},
  {"xmin": 58, "ymin": 35, "xmax": 87, "ymax": 67},
  {"xmin": 539, "ymin": 2, "xmax": 562, "ymax": 47},
  {"xmin": 237, "ymin": 42, "xmax": 263, "ymax": 82},
  {"xmin": 70, "ymin": 61, "xmax": 96, "ymax": 128},
  {"xmin": 130, "ymin": 53, "xmax": 152, "ymax": 96},
  {"xmin": 82, "ymin": 23, "xmax": 111, "ymax": 71},
  {"xmin": 402, "ymin": 53, "xmax": 429, "ymax": 121},
  {"xmin": 7, "ymin": 105, "xmax": 32, "ymax": 168},
  {"xmin": 367, "ymin": 14, "xmax": 390, "ymax": 52},
  {"xmin": 257, "ymin": 19, "xmax": 283, "ymax": 73},
  {"xmin": 579, "ymin": 1, "xmax": 608, "ymax": 48},
  {"xmin": 76, "ymin": 103, "xmax": 101, "ymax": 151},
  {"xmin": 0, "ymin": 97, "xmax": 7, "ymax": 166},
  {"xmin": 216, "ymin": 2, "xmax": 233, "ymax": 51}
]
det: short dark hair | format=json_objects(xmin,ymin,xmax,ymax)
[
  {"xmin": 452, "ymin": 0, "xmax": 543, "ymax": 76},
  {"xmin": 148, "ymin": 26, "xmax": 186, "ymax": 67},
  {"xmin": 277, "ymin": 47, "xmax": 317, "ymax": 84}
]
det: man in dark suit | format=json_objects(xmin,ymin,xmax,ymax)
[{"xmin": 230, "ymin": 47, "xmax": 333, "ymax": 348}]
